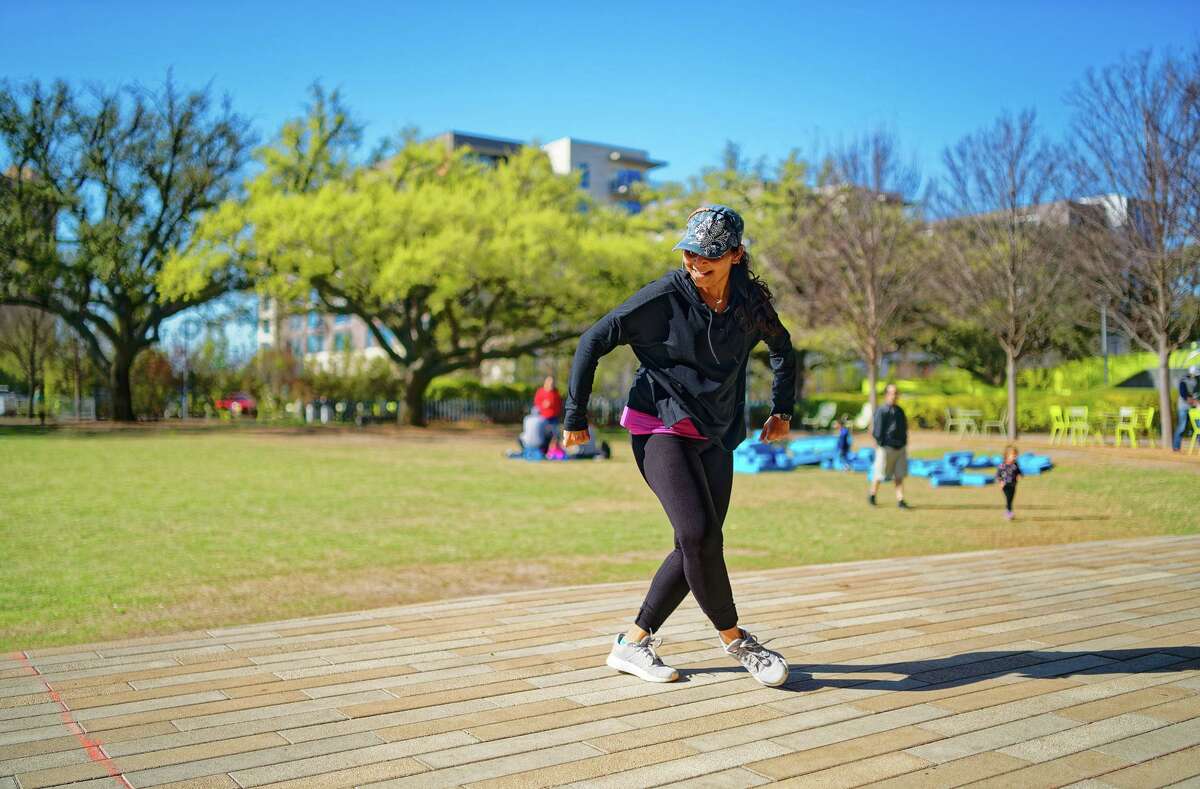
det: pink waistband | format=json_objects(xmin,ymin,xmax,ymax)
[{"xmin": 620, "ymin": 406, "xmax": 706, "ymax": 439}]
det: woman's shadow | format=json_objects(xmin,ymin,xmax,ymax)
[{"xmin": 678, "ymin": 646, "xmax": 1200, "ymax": 693}]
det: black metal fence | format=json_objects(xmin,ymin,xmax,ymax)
[{"xmin": 423, "ymin": 396, "xmax": 629, "ymax": 425}]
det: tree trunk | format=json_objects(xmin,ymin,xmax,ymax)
[
  {"xmin": 111, "ymin": 346, "xmax": 136, "ymax": 422},
  {"xmin": 401, "ymin": 369, "xmax": 433, "ymax": 427},
  {"xmin": 866, "ymin": 350, "xmax": 879, "ymax": 418},
  {"xmin": 793, "ymin": 348, "xmax": 807, "ymax": 403},
  {"xmin": 1157, "ymin": 343, "xmax": 1173, "ymax": 449},
  {"xmin": 1005, "ymin": 347, "xmax": 1018, "ymax": 442},
  {"xmin": 24, "ymin": 343, "xmax": 37, "ymax": 419}
]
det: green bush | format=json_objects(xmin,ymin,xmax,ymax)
[
  {"xmin": 858, "ymin": 369, "xmax": 996, "ymax": 397},
  {"xmin": 425, "ymin": 376, "xmax": 537, "ymax": 402},
  {"xmin": 902, "ymin": 389, "xmax": 1159, "ymax": 432},
  {"xmin": 1019, "ymin": 346, "xmax": 1200, "ymax": 393},
  {"xmin": 132, "ymin": 349, "xmax": 179, "ymax": 418},
  {"xmin": 798, "ymin": 393, "xmax": 869, "ymax": 423},
  {"xmin": 1019, "ymin": 352, "xmax": 1159, "ymax": 393}
]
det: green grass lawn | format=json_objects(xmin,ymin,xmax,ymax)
[{"xmin": 2, "ymin": 424, "xmax": 1196, "ymax": 650}]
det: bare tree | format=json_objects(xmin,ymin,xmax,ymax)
[
  {"xmin": 786, "ymin": 130, "xmax": 928, "ymax": 414},
  {"xmin": 737, "ymin": 153, "xmax": 819, "ymax": 402},
  {"xmin": 1068, "ymin": 47, "xmax": 1200, "ymax": 448},
  {"xmin": 0, "ymin": 305, "xmax": 56, "ymax": 416},
  {"xmin": 935, "ymin": 110, "xmax": 1069, "ymax": 441},
  {"xmin": 54, "ymin": 321, "xmax": 95, "ymax": 420}
]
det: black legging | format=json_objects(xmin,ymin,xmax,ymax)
[
  {"xmin": 631, "ymin": 433, "xmax": 738, "ymax": 633},
  {"xmin": 1003, "ymin": 483, "xmax": 1016, "ymax": 511}
]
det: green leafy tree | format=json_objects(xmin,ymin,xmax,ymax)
[
  {"xmin": 0, "ymin": 77, "xmax": 254, "ymax": 420},
  {"xmin": 916, "ymin": 319, "xmax": 1008, "ymax": 386},
  {"xmin": 131, "ymin": 347, "xmax": 178, "ymax": 418},
  {"xmin": 165, "ymin": 93, "xmax": 661, "ymax": 424}
]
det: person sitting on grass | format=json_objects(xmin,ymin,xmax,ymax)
[
  {"xmin": 996, "ymin": 445, "xmax": 1023, "ymax": 520},
  {"xmin": 566, "ymin": 430, "xmax": 613, "ymax": 460},
  {"xmin": 519, "ymin": 406, "xmax": 550, "ymax": 455}
]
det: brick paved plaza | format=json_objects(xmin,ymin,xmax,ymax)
[{"xmin": 3, "ymin": 536, "xmax": 1199, "ymax": 788}]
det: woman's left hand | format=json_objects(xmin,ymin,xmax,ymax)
[{"xmin": 759, "ymin": 415, "xmax": 790, "ymax": 443}]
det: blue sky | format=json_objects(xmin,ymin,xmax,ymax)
[
  {"xmin": 2, "ymin": 1, "xmax": 1197, "ymax": 355},
  {"xmin": 3, "ymin": 1, "xmax": 1197, "ymax": 183}
]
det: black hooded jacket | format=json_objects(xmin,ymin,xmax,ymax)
[{"xmin": 564, "ymin": 266, "xmax": 796, "ymax": 451}]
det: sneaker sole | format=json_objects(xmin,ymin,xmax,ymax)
[{"xmin": 606, "ymin": 653, "xmax": 678, "ymax": 683}]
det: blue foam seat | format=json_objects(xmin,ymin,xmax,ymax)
[{"xmin": 943, "ymin": 451, "xmax": 974, "ymax": 469}]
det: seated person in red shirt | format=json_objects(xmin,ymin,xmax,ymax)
[{"xmin": 534, "ymin": 375, "xmax": 564, "ymax": 434}]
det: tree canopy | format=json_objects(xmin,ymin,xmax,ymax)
[
  {"xmin": 0, "ymin": 76, "xmax": 254, "ymax": 419},
  {"xmin": 163, "ymin": 92, "xmax": 665, "ymax": 423}
]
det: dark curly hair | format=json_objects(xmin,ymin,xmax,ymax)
[{"xmin": 731, "ymin": 248, "xmax": 786, "ymax": 338}]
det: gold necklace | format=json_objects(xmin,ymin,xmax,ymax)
[{"xmin": 703, "ymin": 289, "xmax": 727, "ymax": 311}]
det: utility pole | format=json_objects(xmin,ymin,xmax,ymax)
[
  {"xmin": 1100, "ymin": 303, "xmax": 1109, "ymax": 385},
  {"xmin": 180, "ymin": 318, "xmax": 202, "ymax": 419}
]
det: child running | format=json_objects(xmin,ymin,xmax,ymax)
[
  {"xmin": 996, "ymin": 445, "xmax": 1022, "ymax": 519},
  {"xmin": 834, "ymin": 417, "xmax": 852, "ymax": 470}
]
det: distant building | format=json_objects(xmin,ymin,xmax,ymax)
[
  {"xmin": 430, "ymin": 130, "xmax": 524, "ymax": 166},
  {"xmin": 540, "ymin": 136, "xmax": 665, "ymax": 212},
  {"xmin": 256, "ymin": 294, "xmax": 400, "ymax": 369},
  {"xmin": 433, "ymin": 130, "xmax": 667, "ymax": 210}
]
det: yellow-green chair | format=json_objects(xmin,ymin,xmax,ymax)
[
  {"xmin": 1138, "ymin": 407, "xmax": 1156, "ymax": 445},
  {"xmin": 1113, "ymin": 406, "xmax": 1138, "ymax": 448},
  {"xmin": 1066, "ymin": 406, "xmax": 1090, "ymax": 445},
  {"xmin": 1189, "ymin": 408, "xmax": 1200, "ymax": 455},
  {"xmin": 1049, "ymin": 405, "xmax": 1069, "ymax": 444}
]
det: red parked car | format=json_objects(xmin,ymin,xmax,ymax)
[{"xmin": 215, "ymin": 392, "xmax": 257, "ymax": 416}]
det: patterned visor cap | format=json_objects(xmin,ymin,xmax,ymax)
[{"xmin": 672, "ymin": 204, "xmax": 745, "ymax": 259}]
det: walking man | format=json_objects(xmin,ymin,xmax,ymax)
[
  {"xmin": 1173, "ymin": 365, "xmax": 1199, "ymax": 452},
  {"xmin": 869, "ymin": 383, "xmax": 910, "ymax": 509}
]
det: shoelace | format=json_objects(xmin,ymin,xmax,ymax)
[
  {"xmin": 629, "ymin": 635, "xmax": 665, "ymax": 666},
  {"xmin": 727, "ymin": 631, "xmax": 779, "ymax": 672}
]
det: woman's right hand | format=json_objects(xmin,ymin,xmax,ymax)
[{"xmin": 562, "ymin": 428, "xmax": 590, "ymax": 448}]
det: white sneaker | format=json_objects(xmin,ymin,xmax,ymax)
[
  {"xmin": 605, "ymin": 633, "xmax": 679, "ymax": 683},
  {"xmin": 724, "ymin": 628, "xmax": 789, "ymax": 687}
]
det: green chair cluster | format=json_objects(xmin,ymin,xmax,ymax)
[
  {"xmin": 1049, "ymin": 404, "xmax": 1156, "ymax": 447},
  {"xmin": 944, "ymin": 406, "xmax": 1004, "ymax": 438}
]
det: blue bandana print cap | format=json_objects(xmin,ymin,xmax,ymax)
[{"xmin": 673, "ymin": 204, "xmax": 745, "ymax": 259}]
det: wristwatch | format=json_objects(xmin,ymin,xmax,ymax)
[{"xmin": 771, "ymin": 412, "xmax": 792, "ymax": 422}]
